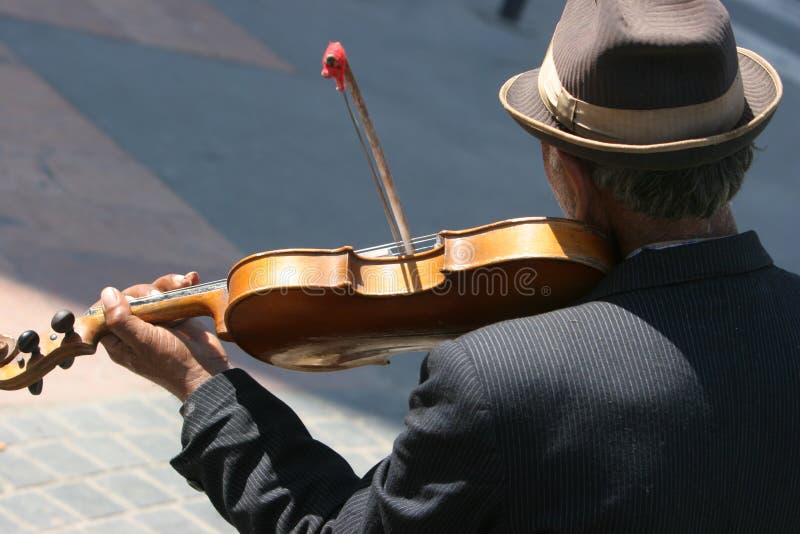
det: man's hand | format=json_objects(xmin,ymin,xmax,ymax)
[{"xmin": 99, "ymin": 272, "xmax": 231, "ymax": 402}]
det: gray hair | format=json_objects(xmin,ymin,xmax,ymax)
[{"xmin": 590, "ymin": 144, "xmax": 754, "ymax": 219}]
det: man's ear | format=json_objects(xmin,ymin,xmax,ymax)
[{"xmin": 555, "ymin": 149, "xmax": 596, "ymax": 222}]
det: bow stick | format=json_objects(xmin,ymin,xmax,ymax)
[{"xmin": 321, "ymin": 42, "xmax": 415, "ymax": 256}]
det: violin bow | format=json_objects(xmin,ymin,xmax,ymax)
[{"xmin": 321, "ymin": 42, "xmax": 415, "ymax": 256}]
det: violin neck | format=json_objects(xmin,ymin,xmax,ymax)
[
  {"xmin": 82, "ymin": 231, "xmax": 442, "ymax": 346},
  {"xmin": 132, "ymin": 284, "xmax": 228, "ymax": 336},
  {"xmin": 84, "ymin": 281, "xmax": 230, "ymax": 343}
]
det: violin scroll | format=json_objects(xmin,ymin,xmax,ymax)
[
  {"xmin": 0, "ymin": 310, "xmax": 105, "ymax": 394},
  {"xmin": 0, "ymin": 285, "xmax": 231, "ymax": 395}
]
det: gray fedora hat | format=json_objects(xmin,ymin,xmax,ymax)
[{"xmin": 499, "ymin": 0, "xmax": 783, "ymax": 170}]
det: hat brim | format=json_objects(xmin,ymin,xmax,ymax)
[{"xmin": 499, "ymin": 48, "xmax": 782, "ymax": 170}]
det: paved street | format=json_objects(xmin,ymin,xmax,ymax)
[
  {"xmin": 0, "ymin": 388, "xmax": 396, "ymax": 532},
  {"xmin": 0, "ymin": 0, "xmax": 797, "ymax": 531}
]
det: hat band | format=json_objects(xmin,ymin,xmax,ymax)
[{"xmin": 537, "ymin": 45, "xmax": 746, "ymax": 144}]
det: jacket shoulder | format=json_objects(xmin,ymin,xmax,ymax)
[
  {"xmin": 452, "ymin": 301, "xmax": 694, "ymax": 415},
  {"xmin": 455, "ymin": 300, "xmax": 643, "ymax": 366}
]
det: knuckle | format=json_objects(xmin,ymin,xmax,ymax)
[
  {"xmin": 103, "ymin": 307, "xmax": 125, "ymax": 327},
  {"xmin": 106, "ymin": 348, "xmax": 124, "ymax": 363},
  {"xmin": 154, "ymin": 274, "xmax": 183, "ymax": 291}
]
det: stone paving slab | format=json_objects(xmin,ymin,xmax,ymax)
[
  {"xmin": 0, "ymin": 387, "xmax": 400, "ymax": 532},
  {"xmin": 0, "ymin": 0, "xmax": 796, "ymax": 532}
]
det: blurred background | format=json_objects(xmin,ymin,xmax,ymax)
[{"xmin": 0, "ymin": 0, "xmax": 796, "ymax": 531}]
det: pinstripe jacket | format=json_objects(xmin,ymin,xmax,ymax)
[{"xmin": 171, "ymin": 231, "xmax": 800, "ymax": 533}]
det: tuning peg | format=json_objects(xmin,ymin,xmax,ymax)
[
  {"xmin": 58, "ymin": 357, "xmax": 75, "ymax": 370},
  {"xmin": 17, "ymin": 331, "xmax": 41, "ymax": 357},
  {"xmin": 51, "ymin": 310, "xmax": 76, "ymax": 337},
  {"xmin": 27, "ymin": 379, "xmax": 43, "ymax": 396}
]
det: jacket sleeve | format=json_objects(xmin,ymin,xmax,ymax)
[{"xmin": 170, "ymin": 340, "xmax": 504, "ymax": 533}]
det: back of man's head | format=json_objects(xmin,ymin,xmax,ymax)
[
  {"xmin": 501, "ymin": 0, "xmax": 781, "ymax": 214},
  {"xmin": 591, "ymin": 144, "xmax": 754, "ymax": 220}
]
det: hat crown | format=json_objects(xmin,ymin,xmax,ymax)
[{"xmin": 552, "ymin": 0, "xmax": 739, "ymax": 110}]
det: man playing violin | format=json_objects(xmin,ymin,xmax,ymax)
[{"xmin": 99, "ymin": 0, "xmax": 800, "ymax": 531}]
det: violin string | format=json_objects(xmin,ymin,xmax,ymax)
[
  {"xmin": 354, "ymin": 233, "xmax": 439, "ymax": 255},
  {"xmin": 343, "ymin": 92, "xmax": 405, "ymax": 248},
  {"xmin": 84, "ymin": 279, "xmax": 227, "ymax": 315},
  {"xmin": 90, "ymin": 233, "xmax": 442, "ymax": 313}
]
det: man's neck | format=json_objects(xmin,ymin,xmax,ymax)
[{"xmin": 607, "ymin": 204, "xmax": 738, "ymax": 258}]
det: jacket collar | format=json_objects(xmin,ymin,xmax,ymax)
[{"xmin": 585, "ymin": 231, "xmax": 773, "ymax": 300}]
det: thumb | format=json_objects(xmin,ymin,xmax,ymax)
[{"xmin": 101, "ymin": 287, "xmax": 155, "ymax": 352}]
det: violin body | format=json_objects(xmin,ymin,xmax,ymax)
[
  {"xmin": 227, "ymin": 217, "xmax": 613, "ymax": 370},
  {"xmin": 0, "ymin": 217, "xmax": 615, "ymax": 390}
]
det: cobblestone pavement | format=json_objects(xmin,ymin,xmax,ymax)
[
  {"xmin": 0, "ymin": 387, "xmax": 402, "ymax": 533},
  {"xmin": 0, "ymin": 0, "xmax": 797, "ymax": 531}
]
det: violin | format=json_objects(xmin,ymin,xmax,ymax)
[
  {"xmin": 0, "ymin": 217, "xmax": 614, "ymax": 393},
  {"xmin": 0, "ymin": 43, "xmax": 617, "ymax": 395}
]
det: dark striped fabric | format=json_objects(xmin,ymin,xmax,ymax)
[{"xmin": 171, "ymin": 231, "xmax": 800, "ymax": 533}]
